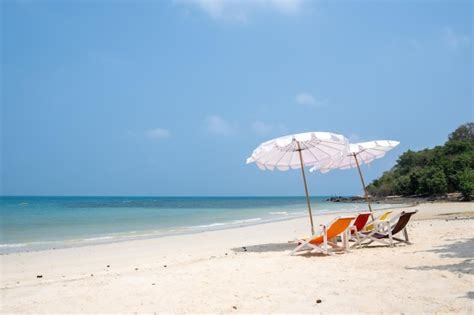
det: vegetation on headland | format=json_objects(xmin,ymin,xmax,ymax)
[{"xmin": 367, "ymin": 123, "xmax": 474, "ymax": 201}]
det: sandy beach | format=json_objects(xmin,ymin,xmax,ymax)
[{"xmin": 1, "ymin": 202, "xmax": 473, "ymax": 313}]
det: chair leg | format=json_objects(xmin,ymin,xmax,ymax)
[
  {"xmin": 343, "ymin": 229, "xmax": 350, "ymax": 252},
  {"xmin": 290, "ymin": 243, "xmax": 303, "ymax": 256},
  {"xmin": 291, "ymin": 241, "xmax": 311, "ymax": 255},
  {"xmin": 350, "ymin": 236, "xmax": 361, "ymax": 249},
  {"xmin": 323, "ymin": 225, "xmax": 328, "ymax": 255},
  {"xmin": 403, "ymin": 228, "xmax": 409, "ymax": 243},
  {"xmin": 355, "ymin": 228, "xmax": 379, "ymax": 248},
  {"xmin": 355, "ymin": 232, "xmax": 361, "ymax": 248}
]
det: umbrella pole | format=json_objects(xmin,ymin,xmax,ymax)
[
  {"xmin": 353, "ymin": 153, "xmax": 374, "ymax": 220},
  {"xmin": 297, "ymin": 141, "xmax": 315, "ymax": 235}
]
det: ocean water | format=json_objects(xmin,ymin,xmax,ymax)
[{"xmin": 0, "ymin": 196, "xmax": 395, "ymax": 253}]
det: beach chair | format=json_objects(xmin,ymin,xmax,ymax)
[
  {"xmin": 356, "ymin": 210, "xmax": 418, "ymax": 248},
  {"xmin": 291, "ymin": 216, "xmax": 355, "ymax": 256},
  {"xmin": 364, "ymin": 210, "xmax": 393, "ymax": 232},
  {"xmin": 348, "ymin": 212, "xmax": 372, "ymax": 247}
]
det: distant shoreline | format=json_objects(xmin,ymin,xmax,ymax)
[{"xmin": 327, "ymin": 193, "xmax": 470, "ymax": 204}]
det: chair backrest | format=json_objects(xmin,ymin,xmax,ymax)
[
  {"xmin": 326, "ymin": 216, "xmax": 355, "ymax": 239},
  {"xmin": 352, "ymin": 212, "xmax": 372, "ymax": 232},
  {"xmin": 379, "ymin": 210, "xmax": 393, "ymax": 221},
  {"xmin": 309, "ymin": 216, "xmax": 355, "ymax": 245},
  {"xmin": 390, "ymin": 210, "xmax": 418, "ymax": 235},
  {"xmin": 365, "ymin": 210, "xmax": 393, "ymax": 231}
]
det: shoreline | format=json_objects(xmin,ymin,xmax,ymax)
[
  {"xmin": 327, "ymin": 193, "xmax": 470, "ymax": 204},
  {"xmin": 0, "ymin": 203, "xmax": 411, "ymax": 255}
]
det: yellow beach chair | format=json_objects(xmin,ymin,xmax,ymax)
[{"xmin": 364, "ymin": 210, "xmax": 392, "ymax": 232}]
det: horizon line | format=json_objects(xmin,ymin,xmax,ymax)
[{"xmin": 0, "ymin": 194, "xmax": 356, "ymax": 198}]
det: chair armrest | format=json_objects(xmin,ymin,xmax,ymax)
[{"xmin": 373, "ymin": 220, "xmax": 390, "ymax": 231}]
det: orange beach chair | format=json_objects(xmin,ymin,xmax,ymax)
[{"xmin": 291, "ymin": 216, "xmax": 355, "ymax": 256}]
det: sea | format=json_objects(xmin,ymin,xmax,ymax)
[{"xmin": 0, "ymin": 196, "xmax": 397, "ymax": 254}]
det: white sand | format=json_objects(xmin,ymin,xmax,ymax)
[{"xmin": 1, "ymin": 202, "xmax": 473, "ymax": 313}]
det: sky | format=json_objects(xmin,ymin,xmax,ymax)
[{"xmin": 1, "ymin": 0, "xmax": 472, "ymax": 197}]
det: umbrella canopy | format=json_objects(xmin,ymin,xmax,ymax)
[
  {"xmin": 247, "ymin": 131, "xmax": 349, "ymax": 234},
  {"xmin": 310, "ymin": 140, "xmax": 400, "ymax": 217},
  {"xmin": 312, "ymin": 140, "xmax": 400, "ymax": 173},
  {"xmin": 247, "ymin": 132, "xmax": 349, "ymax": 171}
]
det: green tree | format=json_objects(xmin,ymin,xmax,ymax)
[
  {"xmin": 395, "ymin": 175, "xmax": 411, "ymax": 195},
  {"xmin": 418, "ymin": 167, "xmax": 448, "ymax": 195},
  {"xmin": 367, "ymin": 122, "xmax": 473, "ymax": 199},
  {"xmin": 448, "ymin": 122, "xmax": 474, "ymax": 142},
  {"xmin": 457, "ymin": 170, "xmax": 474, "ymax": 201}
]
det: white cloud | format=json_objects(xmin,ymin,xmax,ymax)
[
  {"xmin": 206, "ymin": 115, "xmax": 236, "ymax": 135},
  {"xmin": 251, "ymin": 121, "xmax": 287, "ymax": 136},
  {"xmin": 295, "ymin": 92, "xmax": 316, "ymax": 106},
  {"xmin": 442, "ymin": 27, "xmax": 470, "ymax": 49},
  {"xmin": 176, "ymin": 0, "xmax": 304, "ymax": 22},
  {"xmin": 252, "ymin": 121, "xmax": 273, "ymax": 136},
  {"xmin": 144, "ymin": 128, "xmax": 171, "ymax": 139},
  {"xmin": 295, "ymin": 92, "xmax": 328, "ymax": 108}
]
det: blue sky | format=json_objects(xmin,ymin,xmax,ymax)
[{"xmin": 1, "ymin": 0, "xmax": 472, "ymax": 196}]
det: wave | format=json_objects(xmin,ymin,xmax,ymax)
[
  {"xmin": 231, "ymin": 218, "xmax": 262, "ymax": 224},
  {"xmin": 82, "ymin": 236, "xmax": 114, "ymax": 242},
  {"xmin": 269, "ymin": 211, "xmax": 289, "ymax": 215},
  {"xmin": 187, "ymin": 217, "xmax": 263, "ymax": 230},
  {"xmin": 0, "ymin": 243, "xmax": 27, "ymax": 248},
  {"xmin": 191, "ymin": 222, "xmax": 228, "ymax": 229}
]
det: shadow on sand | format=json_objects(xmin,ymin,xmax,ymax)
[
  {"xmin": 230, "ymin": 243, "xmax": 342, "ymax": 257},
  {"xmin": 231, "ymin": 243, "xmax": 295, "ymax": 253},
  {"xmin": 406, "ymin": 237, "xmax": 474, "ymax": 275}
]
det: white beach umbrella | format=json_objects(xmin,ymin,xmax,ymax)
[
  {"xmin": 246, "ymin": 132, "xmax": 349, "ymax": 234},
  {"xmin": 310, "ymin": 140, "xmax": 400, "ymax": 217}
]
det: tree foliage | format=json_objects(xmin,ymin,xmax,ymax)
[{"xmin": 367, "ymin": 123, "xmax": 474, "ymax": 200}]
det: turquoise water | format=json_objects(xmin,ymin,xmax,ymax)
[{"xmin": 0, "ymin": 196, "xmax": 393, "ymax": 253}]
